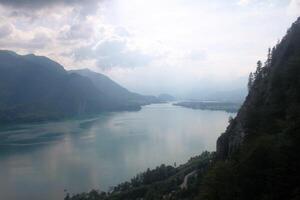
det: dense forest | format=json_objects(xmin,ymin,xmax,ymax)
[{"xmin": 66, "ymin": 17, "xmax": 300, "ymax": 200}]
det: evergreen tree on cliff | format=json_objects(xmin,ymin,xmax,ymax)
[{"xmin": 201, "ymin": 17, "xmax": 300, "ymax": 200}]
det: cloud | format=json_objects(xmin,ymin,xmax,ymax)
[
  {"xmin": 187, "ymin": 50, "xmax": 207, "ymax": 61},
  {"xmin": 0, "ymin": 0, "xmax": 102, "ymax": 20},
  {"xmin": 114, "ymin": 27, "xmax": 131, "ymax": 37},
  {"xmin": 237, "ymin": 0, "xmax": 251, "ymax": 6},
  {"xmin": 0, "ymin": 23, "xmax": 13, "ymax": 38},
  {"xmin": 59, "ymin": 22, "xmax": 95, "ymax": 41},
  {"xmin": 29, "ymin": 32, "xmax": 52, "ymax": 49},
  {"xmin": 74, "ymin": 39, "xmax": 153, "ymax": 69},
  {"xmin": 287, "ymin": 0, "xmax": 300, "ymax": 16},
  {"xmin": 95, "ymin": 40, "xmax": 152, "ymax": 69},
  {"xmin": 0, "ymin": 0, "xmax": 99, "ymax": 10},
  {"xmin": 0, "ymin": 31, "xmax": 52, "ymax": 50}
]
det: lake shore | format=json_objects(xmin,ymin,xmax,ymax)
[{"xmin": 173, "ymin": 101, "xmax": 241, "ymax": 113}]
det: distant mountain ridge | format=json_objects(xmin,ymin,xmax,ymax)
[
  {"xmin": 157, "ymin": 93, "xmax": 176, "ymax": 102},
  {"xmin": 0, "ymin": 50, "xmax": 158, "ymax": 124},
  {"xmin": 70, "ymin": 69, "xmax": 160, "ymax": 106}
]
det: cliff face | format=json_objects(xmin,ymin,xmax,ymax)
[{"xmin": 217, "ymin": 17, "xmax": 300, "ymax": 160}]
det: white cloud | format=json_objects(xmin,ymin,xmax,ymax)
[
  {"xmin": 73, "ymin": 38, "xmax": 153, "ymax": 69},
  {"xmin": 0, "ymin": 23, "xmax": 13, "ymax": 38},
  {"xmin": 287, "ymin": 0, "xmax": 300, "ymax": 16},
  {"xmin": 58, "ymin": 20, "xmax": 96, "ymax": 42},
  {"xmin": 238, "ymin": 0, "xmax": 251, "ymax": 6}
]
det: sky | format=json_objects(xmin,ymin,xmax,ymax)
[{"xmin": 0, "ymin": 0, "xmax": 299, "ymax": 98}]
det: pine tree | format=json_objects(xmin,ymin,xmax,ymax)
[
  {"xmin": 248, "ymin": 72, "xmax": 254, "ymax": 91},
  {"xmin": 265, "ymin": 48, "xmax": 272, "ymax": 67},
  {"xmin": 254, "ymin": 60, "xmax": 262, "ymax": 79},
  {"xmin": 257, "ymin": 60, "xmax": 262, "ymax": 72}
]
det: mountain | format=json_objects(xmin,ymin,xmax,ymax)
[
  {"xmin": 70, "ymin": 69, "xmax": 160, "ymax": 106},
  {"xmin": 66, "ymin": 17, "xmax": 300, "ymax": 200},
  {"xmin": 206, "ymin": 17, "xmax": 300, "ymax": 200},
  {"xmin": 157, "ymin": 93, "xmax": 176, "ymax": 102},
  {"xmin": 182, "ymin": 77, "xmax": 248, "ymax": 104},
  {"xmin": 0, "ymin": 51, "xmax": 153, "ymax": 124},
  {"xmin": 217, "ymin": 17, "xmax": 300, "ymax": 159}
]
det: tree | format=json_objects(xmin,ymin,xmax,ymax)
[
  {"xmin": 254, "ymin": 61, "xmax": 262, "ymax": 79},
  {"xmin": 228, "ymin": 116, "xmax": 234, "ymax": 124},
  {"xmin": 257, "ymin": 60, "xmax": 262, "ymax": 72},
  {"xmin": 248, "ymin": 72, "xmax": 254, "ymax": 91},
  {"xmin": 265, "ymin": 48, "xmax": 272, "ymax": 67}
]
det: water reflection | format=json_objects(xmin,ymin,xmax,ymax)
[{"xmin": 0, "ymin": 103, "xmax": 234, "ymax": 200}]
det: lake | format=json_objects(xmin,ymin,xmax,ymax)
[{"xmin": 0, "ymin": 103, "xmax": 234, "ymax": 200}]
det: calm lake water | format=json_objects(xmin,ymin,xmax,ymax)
[{"xmin": 0, "ymin": 103, "xmax": 234, "ymax": 200}]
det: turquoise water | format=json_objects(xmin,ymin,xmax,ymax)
[{"xmin": 0, "ymin": 103, "xmax": 234, "ymax": 200}]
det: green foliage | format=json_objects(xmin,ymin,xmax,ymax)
[
  {"xmin": 67, "ymin": 152, "xmax": 215, "ymax": 200},
  {"xmin": 65, "ymin": 190, "xmax": 107, "ymax": 200},
  {"xmin": 200, "ymin": 132, "xmax": 300, "ymax": 200},
  {"xmin": 200, "ymin": 161, "xmax": 238, "ymax": 200}
]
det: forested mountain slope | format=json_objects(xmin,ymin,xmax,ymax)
[
  {"xmin": 0, "ymin": 51, "xmax": 150, "ymax": 123},
  {"xmin": 205, "ymin": 17, "xmax": 300, "ymax": 200},
  {"xmin": 217, "ymin": 17, "xmax": 300, "ymax": 160}
]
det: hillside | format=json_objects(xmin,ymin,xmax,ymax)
[
  {"xmin": 66, "ymin": 17, "xmax": 300, "ymax": 200},
  {"xmin": 217, "ymin": 17, "xmax": 300, "ymax": 159},
  {"xmin": 70, "ymin": 69, "xmax": 160, "ymax": 106},
  {"xmin": 207, "ymin": 16, "xmax": 300, "ymax": 200},
  {"xmin": 0, "ymin": 51, "xmax": 153, "ymax": 124}
]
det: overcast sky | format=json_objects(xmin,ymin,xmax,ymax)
[{"xmin": 0, "ymin": 0, "xmax": 299, "ymax": 96}]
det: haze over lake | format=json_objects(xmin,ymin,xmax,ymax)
[{"xmin": 0, "ymin": 103, "xmax": 234, "ymax": 200}]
